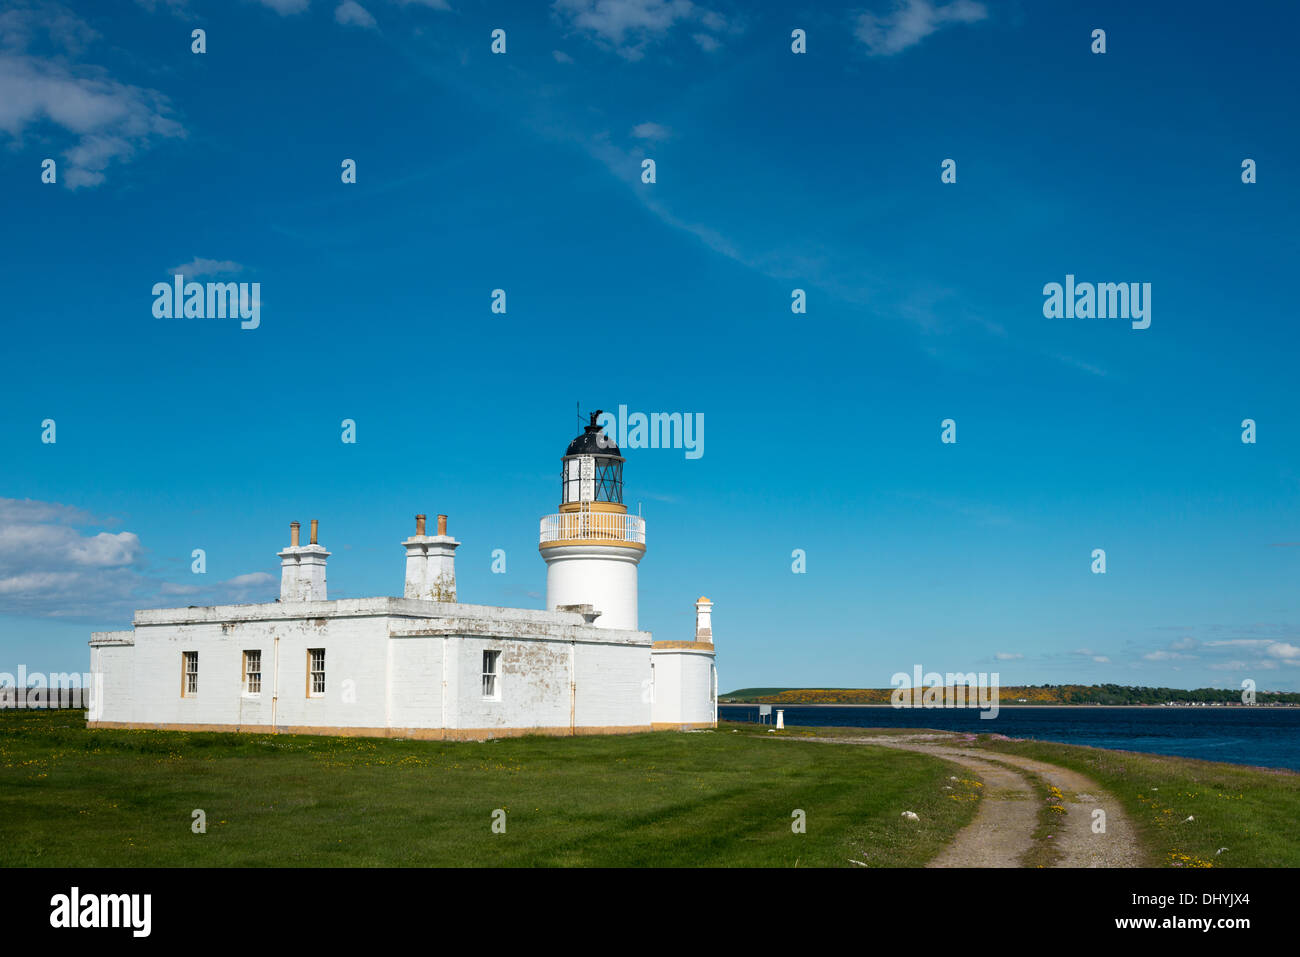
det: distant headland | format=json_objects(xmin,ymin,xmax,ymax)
[{"xmin": 721, "ymin": 685, "xmax": 1300, "ymax": 707}]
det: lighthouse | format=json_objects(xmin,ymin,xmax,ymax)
[
  {"xmin": 538, "ymin": 411, "xmax": 646, "ymax": 630},
  {"xmin": 88, "ymin": 407, "xmax": 719, "ymax": 739}
]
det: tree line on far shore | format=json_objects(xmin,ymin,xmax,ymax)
[{"xmin": 720, "ymin": 684, "xmax": 1300, "ymax": 706}]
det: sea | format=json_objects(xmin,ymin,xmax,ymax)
[{"xmin": 718, "ymin": 704, "xmax": 1300, "ymax": 771}]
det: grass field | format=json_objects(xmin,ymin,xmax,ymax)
[
  {"xmin": 725, "ymin": 721, "xmax": 1300, "ymax": 867},
  {"xmin": 0, "ymin": 710, "xmax": 979, "ymax": 867}
]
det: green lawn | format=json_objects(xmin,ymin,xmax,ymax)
[{"xmin": 0, "ymin": 710, "xmax": 978, "ymax": 867}]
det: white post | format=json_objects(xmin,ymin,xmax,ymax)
[{"xmin": 776, "ymin": 709, "xmax": 784, "ymax": 730}]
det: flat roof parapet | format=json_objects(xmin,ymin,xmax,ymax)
[{"xmin": 129, "ymin": 596, "xmax": 632, "ymax": 631}]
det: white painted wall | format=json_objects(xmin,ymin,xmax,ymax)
[
  {"xmin": 542, "ymin": 544, "xmax": 641, "ymax": 630},
  {"xmin": 89, "ymin": 598, "xmax": 659, "ymax": 735},
  {"xmin": 651, "ymin": 648, "xmax": 716, "ymax": 726},
  {"xmin": 575, "ymin": 641, "xmax": 652, "ymax": 728}
]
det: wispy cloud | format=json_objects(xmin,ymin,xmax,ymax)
[
  {"xmin": 553, "ymin": 0, "xmax": 719, "ymax": 61},
  {"xmin": 255, "ymin": 0, "xmax": 310, "ymax": 14},
  {"xmin": 0, "ymin": 496, "xmax": 274, "ymax": 618},
  {"xmin": 630, "ymin": 121, "xmax": 671, "ymax": 141},
  {"xmin": 0, "ymin": 3, "xmax": 184, "ymax": 189},
  {"xmin": 335, "ymin": 1, "xmax": 377, "ymax": 29},
  {"xmin": 854, "ymin": 0, "xmax": 988, "ymax": 57},
  {"xmin": 1049, "ymin": 352, "xmax": 1109, "ymax": 378},
  {"xmin": 167, "ymin": 257, "xmax": 244, "ymax": 279}
]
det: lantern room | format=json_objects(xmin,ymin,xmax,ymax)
[{"xmin": 561, "ymin": 410, "xmax": 624, "ymax": 508}]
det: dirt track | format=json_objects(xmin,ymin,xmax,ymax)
[{"xmin": 790, "ymin": 732, "xmax": 1142, "ymax": 867}]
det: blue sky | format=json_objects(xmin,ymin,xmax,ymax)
[{"xmin": 2, "ymin": 0, "xmax": 1299, "ymax": 691}]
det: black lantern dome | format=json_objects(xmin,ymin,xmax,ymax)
[{"xmin": 561, "ymin": 410, "xmax": 624, "ymax": 505}]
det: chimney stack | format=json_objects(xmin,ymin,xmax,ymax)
[
  {"xmin": 695, "ymin": 596, "xmax": 713, "ymax": 643},
  {"xmin": 279, "ymin": 519, "xmax": 330, "ymax": 602},
  {"xmin": 403, "ymin": 512, "xmax": 460, "ymax": 602}
]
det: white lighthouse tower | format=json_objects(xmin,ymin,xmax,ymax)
[{"xmin": 539, "ymin": 411, "xmax": 646, "ymax": 630}]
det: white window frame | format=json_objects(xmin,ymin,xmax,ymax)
[
  {"xmin": 243, "ymin": 650, "xmax": 262, "ymax": 696},
  {"xmin": 308, "ymin": 648, "xmax": 326, "ymax": 698},
  {"xmin": 482, "ymin": 650, "xmax": 501, "ymax": 700},
  {"xmin": 182, "ymin": 651, "xmax": 198, "ymax": 697}
]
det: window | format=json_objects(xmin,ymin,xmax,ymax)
[
  {"xmin": 563, "ymin": 458, "xmax": 580, "ymax": 504},
  {"xmin": 243, "ymin": 650, "xmax": 262, "ymax": 695},
  {"xmin": 482, "ymin": 650, "xmax": 500, "ymax": 699},
  {"xmin": 308, "ymin": 649, "xmax": 325, "ymax": 697},
  {"xmin": 561, "ymin": 455, "xmax": 623, "ymax": 504},
  {"xmin": 594, "ymin": 458, "xmax": 622, "ymax": 503},
  {"xmin": 182, "ymin": 652, "xmax": 198, "ymax": 696}
]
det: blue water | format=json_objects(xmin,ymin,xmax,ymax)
[{"xmin": 719, "ymin": 705, "xmax": 1300, "ymax": 771}]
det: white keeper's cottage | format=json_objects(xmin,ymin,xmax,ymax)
[{"xmin": 87, "ymin": 412, "xmax": 718, "ymax": 739}]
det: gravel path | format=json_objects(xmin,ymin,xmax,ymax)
[{"xmin": 785, "ymin": 732, "xmax": 1143, "ymax": 868}]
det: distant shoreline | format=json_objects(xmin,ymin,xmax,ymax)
[{"xmin": 719, "ymin": 702, "xmax": 1297, "ymax": 709}]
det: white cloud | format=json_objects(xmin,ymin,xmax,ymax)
[
  {"xmin": 854, "ymin": 0, "xmax": 987, "ymax": 57},
  {"xmin": 1049, "ymin": 353, "xmax": 1108, "ymax": 378},
  {"xmin": 167, "ymin": 257, "xmax": 244, "ymax": 279},
  {"xmin": 255, "ymin": 0, "xmax": 310, "ymax": 14},
  {"xmin": 0, "ymin": 499, "xmax": 146, "ymax": 617},
  {"xmin": 335, "ymin": 1, "xmax": 377, "ymax": 28},
  {"xmin": 159, "ymin": 581, "xmax": 202, "ymax": 596},
  {"xmin": 554, "ymin": 0, "xmax": 710, "ymax": 60},
  {"xmin": 0, "ymin": 2, "xmax": 99, "ymax": 54},
  {"xmin": 0, "ymin": 8, "xmax": 184, "ymax": 189},
  {"xmin": 0, "ymin": 496, "xmax": 277, "ymax": 618},
  {"xmin": 1092, "ymin": 656, "xmax": 1110, "ymax": 663},
  {"xmin": 221, "ymin": 572, "xmax": 276, "ymax": 589},
  {"xmin": 1201, "ymin": 637, "xmax": 1300, "ymax": 666},
  {"xmin": 0, "ymin": 498, "xmax": 102, "ymax": 526},
  {"xmin": 552, "ymin": 49, "xmax": 574, "ymax": 63},
  {"xmin": 393, "ymin": 0, "xmax": 451, "ymax": 9},
  {"xmin": 692, "ymin": 32, "xmax": 719, "ymax": 51},
  {"xmin": 0, "ymin": 524, "xmax": 140, "ymax": 576},
  {"xmin": 630, "ymin": 121, "xmax": 671, "ymax": 141},
  {"xmin": 1143, "ymin": 650, "xmax": 1197, "ymax": 662},
  {"xmin": 134, "ymin": 0, "xmax": 191, "ymax": 12},
  {"xmin": 994, "ymin": 652, "xmax": 1022, "ymax": 661}
]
